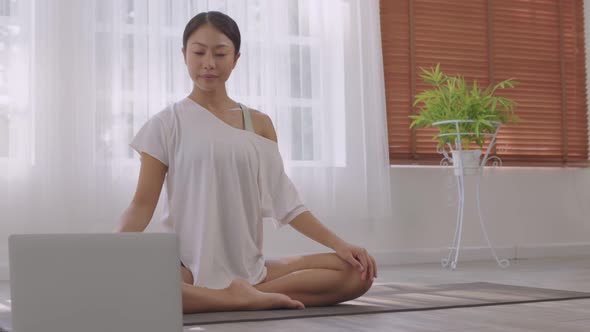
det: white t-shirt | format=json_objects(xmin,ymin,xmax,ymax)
[{"xmin": 130, "ymin": 98, "xmax": 307, "ymax": 289}]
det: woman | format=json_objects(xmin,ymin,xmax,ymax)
[{"xmin": 117, "ymin": 11, "xmax": 377, "ymax": 313}]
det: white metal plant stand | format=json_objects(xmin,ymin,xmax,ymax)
[{"xmin": 432, "ymin": 120, "xmax": 510, "ymax": 270}]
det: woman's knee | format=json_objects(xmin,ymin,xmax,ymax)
[
  {"xmin": 356, "ymin": 274, "xmax": 374, "ymax": 296},
  {"xmin": 313, "ymin": 253, "xmax": 373, "ymax": 297},
  {"xmin": 341, "ymin": 266, "xmax": 373, "ymax": 300}
]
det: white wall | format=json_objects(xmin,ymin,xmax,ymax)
[{"xmin": 262, "ymin": 166, "xmax": 590, "ymax": 263}]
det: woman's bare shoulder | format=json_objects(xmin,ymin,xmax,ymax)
[{"xmin": 249, "ymin": 109, "xmax": 278, "ymax": 143}]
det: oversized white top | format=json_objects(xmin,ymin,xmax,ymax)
[{"xmin": 130, "ymin": 98, "xmax": 307, "ymax": 289}]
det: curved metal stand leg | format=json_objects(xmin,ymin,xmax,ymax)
[
  {"xmin": 442, "ymin": 172, "xmax": 465, "ymax": 270},
  {"xmin": 476, "ymin": 174, "xmax": 510, "ymax": 268},
  {"xmin": 442, "ymin": 174, "xmax": 462, "ymax": 269},
  {"xmin": 452, "ymin": 173, "xmax": 465, "ymax": 270}
]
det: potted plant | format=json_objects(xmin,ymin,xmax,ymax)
[{"xmin": 409, "ymin": 64, "xmax": 519, "ymax": 175}]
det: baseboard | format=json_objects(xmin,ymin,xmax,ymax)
[
  {"xmin": 372, "ymin": 246, "xmax": 517, "ymax": 266},
  {"xmin": 373, "ymin": 242, "xmax": 590, "ymax": 266},
  {"xmin": 515, "ymin": 242, "xmax": 590, "ymax": 259}
]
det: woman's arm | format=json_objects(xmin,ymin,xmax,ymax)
[
  {"xmin": 260, "ymin": 112, "xmax": 377, "ymax": 280},
  {"xmin": 289, "ymin": 211, "xmax": 377, "ymax": 281},
  {"xmin": 288, "ymin": 211, "xmax": 346, "ymax": 251},
  {"xmin": 116, "ymin": 152, "xmax": 167, "ymax": 232}
]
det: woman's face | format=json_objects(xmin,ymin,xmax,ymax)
[{"xmin": 183, "ymin": 23, "xmax": 240, "ymax": 92}]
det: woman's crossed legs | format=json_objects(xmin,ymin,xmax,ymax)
[
  {"xmin": 256, "ymin": 253, "xmax": 373, "ymax": 306},
  {"xmin": 180, "ymin": 253, "xmax": 373, "ymax": 313}
]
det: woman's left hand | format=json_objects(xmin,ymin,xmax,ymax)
[{"xmin": 334, "ymin": 242, "xmax": 377, "ymax": 281}]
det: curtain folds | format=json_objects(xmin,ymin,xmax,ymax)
[{"xmin": 0, "ymin": 0, "xmax": 391, "ymax": 263}]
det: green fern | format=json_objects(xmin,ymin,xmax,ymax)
[{"xmin": 409, "ymin": 64, "xmax": 519, "ymax": 149}]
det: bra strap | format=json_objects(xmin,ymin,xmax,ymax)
[{"xmin": 239, "ymin": 103, "xmax": 255, "ymax": 133}]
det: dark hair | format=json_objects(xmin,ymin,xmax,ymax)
[{"xmin": 183, "ymin": 11, "xmax": 241, "ymax": 55}]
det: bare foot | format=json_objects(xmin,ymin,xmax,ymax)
[{"xmin": 226, "ymin": 278, "xmax": 305, "ymax": 310}]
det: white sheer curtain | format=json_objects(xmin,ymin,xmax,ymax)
[
  {"xmin": 0, "ymin": 0, "xmax": 391, "ymax": 269},
  {"xmin": 284, "ymin": 0, "xmax": 392, "ymax": 224}
]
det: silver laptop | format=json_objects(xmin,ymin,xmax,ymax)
[{"xmin": 8, "ymin": 233, "xmax": 183, "ymax": 332}]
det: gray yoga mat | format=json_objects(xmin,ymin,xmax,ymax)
[
  {"xmin": 181, "ymin": 282, "xmax": 590, "ymax": 325},
  {"xmin": 1, "ymin": 282, "xmax": 590, "ymax": 330}
]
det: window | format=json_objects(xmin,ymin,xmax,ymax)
[
  {"xmin": 0, "ymin": 0, "xmax": 32, "ymax": 164},
  {"xmin": 381, "ymin": 0, "xmax": 589, "ymax": 166},
  {"xmin": 95, "ymin": 0, "xmax": 190, "ymax": 162},
  {"xmin": 95, "ymin": 0, "xmax": 346, "ymax": 165}
]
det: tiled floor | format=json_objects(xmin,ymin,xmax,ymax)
[{"xmin": 2, "ymin": 256, "xmax": 590, "ymax": 331}]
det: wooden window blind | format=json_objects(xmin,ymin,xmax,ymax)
[{"xmin": 381, "ymin": 0, "xmax": 589, "ymax": 166}]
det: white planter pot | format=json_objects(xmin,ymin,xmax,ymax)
[{"xmin": 451, "ymin": 150, "xmax": 482, "ymax": 176}]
